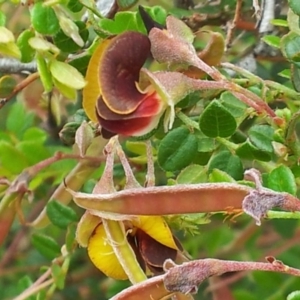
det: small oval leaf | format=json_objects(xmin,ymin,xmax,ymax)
[
  {"xmin": 0, "ymin": 26, "xmax": 14, "ymax": 43},
  {"xmin": 17, "ymin": 29, "xmax": 35, "ymax": 63},
  {"xmin": 31, "ymin": 233, "xmax": 61, "ymax": 259},
  {"xmin": 46, "ymin": 200, "xmax": 78, "ymax": 229},
  {"xmin": 67, "ymin": 0, "xmax": 84, "ymax": 12},
  {"xmin": 50, "ymin": 60, "xmax": 86, "ymax": 89},
  {"xmin": 36, "ymin": 53, "xmax": 53, "ymax": 93},
  {"xmin": 208, "ymin": 150, "xmax": 243, "ymax": 180},
  {"xmin": 31, "ymin": 2, "xmax": 60, "ymax": 35},
  {"xmin": 53, "ymin": 21, "xmax": 89, "ymax": 53},
  {"xmin": 236, "ymin": 140, "xmax": 271, "ymax": 162},
  {"xmin": 209, "ymin": 169, "xmax": 235, "ymax": 183},
  {"xmin": 0, "ymin": 75, "xmax": 17, "ymax": 98},
  {"xmin": 158, "ymin": 127, "xmax": 198, "ymax": 172},
  {"xmin": 248, "ymin": 125, "xmax": 274, "ymax": 153},
  {"xmin": 220, "ymin": 92, "xmax": 247, "ymax": 118},
  {"xmin": 199, "ymin": 100, "xmax": 237, "ymax": 138},
  {"xmin": 176, "ymin": 164, "xmax": 207, "ymax": 184},
  {"xmin": 289, "ymin": 0, "xmax": 300, "ymax": 16},
  {"xmin": 51, "ymin": 264, "xmax": 65, "ymax": 290},
  {"xmin": 267, "ymin": 165, "xmax": 297, "ymax": 195}
]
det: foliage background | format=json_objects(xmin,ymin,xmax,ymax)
[{"xmin": 1, "ymin": 0, "xmax": 300, "ymax": 299}]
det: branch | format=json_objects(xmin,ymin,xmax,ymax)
[{"xmin": 0, "ymin": 58, "xmax": 37, "ymax": 74}]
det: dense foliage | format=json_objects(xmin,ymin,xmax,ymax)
[{"xmin": 2, "ymin": 0, "xmax": 300, "ymax": 299}]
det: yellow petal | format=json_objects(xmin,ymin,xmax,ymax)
[
  {"xmin": 132, "ymin": 216, "xmax": 177, "ymax": 250},
  {"xmin": 88, "ymin": 223, "xmax": 128, "ymax": 280},
  {"xmin": 82, "ymin": 39, "xmax": 111, "ymax": 122},
  {"xmin": 76, "ymin": 211, "xmax": 101, "ymax": 247}
]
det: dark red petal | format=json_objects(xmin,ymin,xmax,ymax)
[
  {"xmin": 97, "ymin": 114, "xmax": 159, "ymax": 137},
  {"xmin": 96, "ymin": 92, "xmax": 162, "ymax": 120},
  {"xmin": 136, "ymin": 229, "xmax": 177, "ymax": 274},
  {"xmin": 100, "ymin": 31, "xmax": 151, "ymax": 114}
]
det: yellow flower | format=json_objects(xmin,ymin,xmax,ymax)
[{"xmin": 78, "ymin": 213, "xmax": 178, "ymax": 280}]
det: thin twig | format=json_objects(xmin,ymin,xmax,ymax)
[
  {"xmin": 26, "ymin": 151, "xmax": 105, "ymax": 178},
  {"xmin": 225, "ymin": 0, "xmax": 243, "ymax": 50},
  {"xmin": 252, "ymin": 0, "xmax": 261, "ymax": 20},
  {"xmin": 13, "ymin": 278, "xmax": 54, "ymax": 300},
  {"xmin": 0, "ymin": 72, "xmax": 39, "ymax": 109}
]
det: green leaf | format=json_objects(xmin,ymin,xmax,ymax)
[
  {"xmin": 31, "ymin": 2, "xmax": 60, "ymax": 35},
  {"xmin": 0, "ymin": 10, "xmax": 6, "ymax": 26},
  {"xmin": 49, "ymin": 60, "xmax": 86, "ymax": 89},
  {"xmin": 199, "ymin": 100, "xmax": 237, "ymax": 138},
  {"xmin": 99, "ymin": 11, "xmax": 144, "ymax": 35},
  {"xmin": 176, "ymin": 164, "xmax": 207, "ymax": 184},
  {"xmin": 291, "ymin": 64, "xmax": 300, "ymax": 92},
  {"xmin": 287, "ymin": 291, "xmax": 300, "ymax": 300},
  {"xmin": 236, "ymin": 140, "xmax": 271, "ymax": 161},
  {"xmin": 117, "ymin": 0, "xmax": 138, "ymax": 9},
  {"xmin": 53, "ymin": 77, "xmax": 77, "ymax": 100},
  {"xmin": 29, "ymin": 37, "xmax": 60, "ymax": 54},
  {"xmin": 31, "ymin": 233, "xmax": 61, "ymax": 259},
  {"xmin": 278, "ymin": 68, "xmax": 291, "ymax": 78},
  {"xmin": 0, "ymin": 26, "xmax": 14, "ymax": 43},
  {"xmin": 23, "ymin": 127, "xmax": 47, "ymax": 143},
  {"xmin": 66, "ymin": 223, "xmax": 77, "ymax": 252},
  {"xmin": 272, "ymin": 218, "xmax": 298, "ymax": 238},
  {"xmin": 68, "ymin": 55, "xmax": 90, "ymax": 76},
  {"xmin": 6, "ymin": 101, "xmax": 35, "ymax": 138},
  {"xmin": 0, "ymin": 75, "xmax": 17, "ymax": 98},
  {"xmin": 67, "ymin": 0, "xmax": 84, "ymax": 12},
  {"xmin": 144, "ymin": 5, "xmax": 167, "ymax": 26},
  {"xmin": 125, "ymin": 140, "xmax": 147, "ymax": 156},
  {"xmin": 270, "ymin": 19, "xmax": 288, "ymax": 27},
  {"xmin": 248, "ymin": 125, "xmax": 274, "ymax": 153},
  {"xmin": 158, "ymin": 127, "xmax": 198, "ymax": 172},
  {"xmin": 36, "ymin": 53, "xmax": 53, "ymax": 92},
  {"xmin": 0, "ymin": 27, "xmax": 21, "ymax": 58},
  {"xmin": 98, "ymin": 6, "xmax": 166, "ymax": 35},
  {"xmin": 209, "ymin": 168, "xmax": 235, "ymax": 183},
  {"xmin": 289, "ymin": 0, "xmax": 300, "ymax": 16},
  {"xmin": 53, "ymin": 21, "xmax": 88, "ymax": 53},
  {"xmin": 261, "ymin": 35, "xmax": 281, "ymax": 48},
  {"xmin": 220, "ymin": 92, "xmax": 247, "ymax": 118},
  {"xmin": 267, "ymin": 165, "xmax": 297, "ymax": 195},
  {"xmin": 17, "ymin": 29, "xmax": 36, "ymax": 63},
  {"xmin": 36, "ymin": 290, "xmax": 46, "ymax": 300},
  {"xmin": 208, "ymin": 150, "xmax": 243, "ymax": 180},
  {"xmin": 196, "ymin": 131, "xmax": 218, "ymax": 152},
  {"xmin": 51, "ymin": 264, "xmax": 65, "ymax": 290},
  {"xmin": 58, "ymin": 17, "xmax": 85, "ymax": 47},
  {"xmin": 287, "ymin": 9, "xmax": 300, "ymax": 35},
  {"xmin": 281, "ymin": 32, "xmax": 300, "ymax": 67},
  {"xmin": 17, "ymin": 276, "xmax": 35, "ymax": 300},
  {"xmin": 46, "ymin": 200, "xmax": 78, "ymax": 229},
  {"xmin": 176, "ymin": 91, "xmax": 201, "ymax": 109},
  {"xmin": 0, "ymin": 141, "xmax": 29, "ymax": 174},
  {"xmin": 17, "ymin": 141, "xmax": 49, "ymax": 165},
  {"xmin": 0, "ymin": 42, "xmax": 20, "ymax": 58}
]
